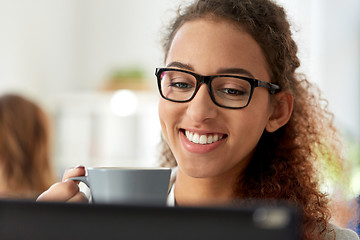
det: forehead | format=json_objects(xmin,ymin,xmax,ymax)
[{"xmin": 166, "ymin": 18, "xmax": 270, "ymax": 80}]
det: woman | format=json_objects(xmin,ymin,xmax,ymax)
[
  {"xmin": 0, "ymin": 94, "xmax": 57, "ymax": 199},
  {"xmin": 38, "ymin": 0, "xmax": 358, "ymax": 239}
]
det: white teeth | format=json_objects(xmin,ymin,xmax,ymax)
[
  {"xmin": 199, "ymin": 135, "xmax": 207, "ymax": 144},
  {"xmin": 193, "ymin": 133, "xmax": 200, "ymax": 144},
  {"xmin": 184, "ymin": 130, "xmax": 224, "ymax": 145}
]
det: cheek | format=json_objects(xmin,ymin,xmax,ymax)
[
  {"xmin": 158, "ymin": 99, "xmax": 181, "ymax": 141},
  {"xmin": 247, "ymin": 91, "xmax": 273, "ymax": 123},
  {"xmin": 231, "ymin": 114, "xmax": 264, "ymax": 137},
  {"xmin": 228, "ymin": 101, "xmax": 272, "ymax": 146},
  {"xmin": 158, "ymin": 100, "xmax": 168, "ymax": 138},
  {"xmin": 227, "ymin": 114, "xmax": 266, "ymax": 159}
]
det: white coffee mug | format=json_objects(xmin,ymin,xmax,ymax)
[{"xmin": 70, "ymin": 167, "xmax": 171, "ymax": 205}]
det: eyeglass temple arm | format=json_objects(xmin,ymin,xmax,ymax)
[{"xmin": 256, "ymin": 80, "xmax": 281, "ymax": 94}]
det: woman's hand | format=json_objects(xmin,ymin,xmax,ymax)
[{"xmin": 37, "ymin": 166, "xmax": 88, "ymax": 203}]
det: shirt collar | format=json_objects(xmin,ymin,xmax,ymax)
[{"xmin": 167, "ymin": 183, "xmax": 175, "ymax": 206}]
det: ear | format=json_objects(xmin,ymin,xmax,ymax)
[{"xmin": 265, "ymin": 92, "xmax": 293, "ymax": 132}]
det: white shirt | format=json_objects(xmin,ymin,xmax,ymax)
[
  {"xmin": 166, "ymin": 167, "xmax": 177, "ymax": 207},
  {"xmin": 166, "ymin": 183, "xmax": 175, "ymax": 206}
]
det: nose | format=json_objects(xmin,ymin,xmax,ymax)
[{"xmin": 186, "ymin": 84, "xmax": 218, "ymax": 123}]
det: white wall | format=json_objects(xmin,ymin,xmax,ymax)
[
  {"xmin": 0, "ymin": 0, "xmax": 183, "ymax": 95},
  {"xmin": 0, "ymin": 0, "xmax": 80, "ymax": 95}
]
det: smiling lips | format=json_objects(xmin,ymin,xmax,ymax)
[
  {"xmin": 184, "ymin": 130, "xmax": 226, "ymax": 144},
  {"xmin": 180, "ymin": 129, "xmax": 227, "ymax": 153}
]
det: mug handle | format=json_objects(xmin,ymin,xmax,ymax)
[
  {"xmin": 68, "ymin": 176, "xmax": 90, "ymax": 188},
  {"xmin": 67, "ymin": 176, "xmax": 93, "ymax": 202}
]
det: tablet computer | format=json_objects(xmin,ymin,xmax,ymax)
[{"xmin": 0, "ymin": 199, "xmax": 302, "ymax": 240}]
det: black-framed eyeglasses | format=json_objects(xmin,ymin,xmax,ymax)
[{"xmin": 155, "ymin": 67, "xmax": 281, "ymax": 109}]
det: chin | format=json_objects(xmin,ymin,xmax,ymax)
[{"xmin": 179, "ymin": 163, "xmax": 221, "ymax": 179}]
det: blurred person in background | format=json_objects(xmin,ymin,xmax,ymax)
[{"xmin": 0, "ymin": 93, "xmax": 57, "ymax": 199}]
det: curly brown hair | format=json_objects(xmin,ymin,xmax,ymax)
[{"xmin": 158, "ymin": 0, "xmax": 350, "ymax": 239}]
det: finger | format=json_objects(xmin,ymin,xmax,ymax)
[
  {"xmin": 62, "ymin": 165, "xmax": 86, "ymax": 182},
  {"xmin": 37, "ymin": 181, "xmax": 80, "ymax": 202},
  {"xmin": 67, "ymin": 192, "xmax": 89, "ymax": 203}
]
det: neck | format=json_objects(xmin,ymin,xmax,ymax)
[{"xmin": 174, "ymin": 168, "xmax": 241, "ymax": 206}]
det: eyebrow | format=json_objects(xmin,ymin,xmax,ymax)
[
  {"xmin": 216, "ymin": 67, "xmax": 255, "ymax": 78},
  {"xmin": 166, "ymin": 61, "xmax": 194, "ymax": 71},
  {"xmin": 166, "ymin": 61, "xmax": 255, "ymax": 78}
]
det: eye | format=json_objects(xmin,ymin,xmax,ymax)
[
  {"xmin": 219, "ymin": 88, "xmax": 246, "ymax": 96},
  {"xmin": 160, "ymin": 70, "xmax": 196, "ymax": 101},
  {"xmin": 169, "ymin": 81, "xmax": 193, "ymax": 89},
  {"xmin": 213, "ymin": 77, "xmax": 251, "ymax": 101},
  {"xmin": 162, "ymin": 71, "xmax": 196, "ymax": 91}
]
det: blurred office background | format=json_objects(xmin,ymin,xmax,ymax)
[{"xmin": 0, "ymin": 0, "xmax": 359, "ymax": 196}]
